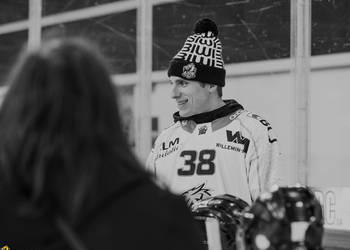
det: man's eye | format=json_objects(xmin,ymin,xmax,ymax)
[{"xmin": 179, "ymin": 81, "xmax": 188, "ymax": 87}]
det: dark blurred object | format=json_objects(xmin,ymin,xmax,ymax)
[
  {"xmin": 238, "ymin": 186, "xmax": 324, "ymax": 250},
  {"xmin": 192, "ymin": 194, "xmax": 249, "ymax": 250}
]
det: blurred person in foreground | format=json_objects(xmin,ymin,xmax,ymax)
[
  {"xmin": 0, "ymin": 38, "xmax": 203, "ymax": 250},
  {"xmin": 147, "ymin": 18, "xmax": 282, "ymax": 207}
]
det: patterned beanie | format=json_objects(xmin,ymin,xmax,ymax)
[{"xmin": 167, "ymin": 18, "xmax": 225, "ymax": 87}]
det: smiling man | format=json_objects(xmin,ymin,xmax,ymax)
[
  {"xmin": 147, "ymin": 18, "xmax": 282, "ymax": 207},
  {"xmin": 170, "ymin": 75, "xmax": 225, "ymax": 117}
]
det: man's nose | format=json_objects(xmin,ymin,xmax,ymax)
[{"xmin": 171, "ymin": 84, "xmax": 180, "ymax": 99}]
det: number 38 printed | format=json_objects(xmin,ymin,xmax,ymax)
[{"xmin": 178, "ymin": 150, "xmax": 216, "ymax": 176}]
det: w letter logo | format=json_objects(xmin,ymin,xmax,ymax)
[{"xmin": 226, "ymin": 130, "xmax": 250, "ymax": 153}]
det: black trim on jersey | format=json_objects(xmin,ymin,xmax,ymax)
[{"xmin": 173, "ymin": 99, "xmax": 243, "ymax": 124}]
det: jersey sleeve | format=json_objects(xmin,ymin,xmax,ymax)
[
  {"xmin": 145, "ymin": 123, "xmax": 178, "ymax": 175},
  {"xmin": 244, "ymin": 115, "xmax": 282, "ymax": 201}
]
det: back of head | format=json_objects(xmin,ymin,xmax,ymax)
[{"xmin": 0, "ymin": 38, "xmax": 143, "ymax": 220}]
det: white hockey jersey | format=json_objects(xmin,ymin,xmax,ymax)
[{"xmin": 146, "ymin": 100, "xmax": 281, "ymax": 206}]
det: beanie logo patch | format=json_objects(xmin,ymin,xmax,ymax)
[{"xmin": 182, "ymin": 63, "xmax": 197, "ymax": 79}]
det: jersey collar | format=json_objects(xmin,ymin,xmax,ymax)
[{"xmin": 173, "ymin": 99, "xmax": 243, "ymax": 124}]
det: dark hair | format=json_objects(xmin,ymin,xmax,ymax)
[
  {"xmin": 199, "ymin": 82, "xmax": 223, "ymax": 97},
  {"xmin": 216, "ymin": 86, "xmax": 223, "ymax": 97},
  {"xmin": 0, "ymin": 38, "xmax": 148, "ymax": 220}
]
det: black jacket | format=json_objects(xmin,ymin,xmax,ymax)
[{"xmin": 0, "ymin": 166, "xmax": 204, "ymax": 250}]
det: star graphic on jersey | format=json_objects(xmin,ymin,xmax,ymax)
[{"xmin": 181, "ymin": 182, "xmax": 212, "ymax": 208}]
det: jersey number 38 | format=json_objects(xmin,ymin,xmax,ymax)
[{"xmin": 178, "ymin": 150, "xmax": 216, "ymax": 176}]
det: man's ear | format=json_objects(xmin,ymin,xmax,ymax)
[{"xmin": 208, "ymin": 84, "xmax": 217, "ymax": 93}]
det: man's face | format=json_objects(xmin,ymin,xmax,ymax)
[{"xmin": 169, "ymin": 76, "xmax": 211, "ymax": 117}]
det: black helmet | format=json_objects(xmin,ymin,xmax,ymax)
[
  {"xmin": 237, "ymin": 186, "xmax": 324, "ymax": 250},
  {"xmin": 192, "ymin": 194, "xmax": 249, "ymax": 250}
]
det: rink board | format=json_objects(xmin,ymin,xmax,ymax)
[{"xmin": 312, "ymin": 187, "xmax": 350, "ymax": 249}]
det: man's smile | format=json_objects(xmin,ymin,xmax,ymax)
[{"xmin": 176, "ymin": 100, "xmax": 188, "ymax": 107}]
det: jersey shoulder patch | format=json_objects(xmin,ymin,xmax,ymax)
[
  {"xmin": 241, "ymin": 111, "xmax": 272, "ymax": 128},
  {"xmin": 212, "ymin": 109, "xmax": 244, "ymax": 132},
  {"xmin": 240, "ymin": 111, "xmax": 277, "ymax": 143}
]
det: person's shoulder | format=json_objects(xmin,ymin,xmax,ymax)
[
  {"xmin": 96, "ymin": 178, "xmax": 191, "ymax": 226},
  {"xmin": 134, "ymin": 180, "xmax": 186, "ymax": 208},
  {"xmin": 234, "ymin": 110, "xmax": 275, "ymax": 137},
  {"xmin": 163, "ymin": 121, "xmax": 182, "ymax": 132},
  {"xmin": 237, "ymin": 110, "xmax": 272, "ymax": 126},
  {"xmin": 0, "ymin": 187, "xmax": 56, "ymax": 249},
  {"xmin": 129, "ymin": 180, "xmax": 194, "ymax": 222},
  {"xmin": 154, "ymin": 122, "xmax": 181, "ymax": 141},
  {"xmin": 81, "ymin": 178, "xmax": 203, "ymax": 250}
]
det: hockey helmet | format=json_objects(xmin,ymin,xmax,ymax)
[
  {"xmin": 237, "ymin": 186, "xmax": 324, "ymax": 250},
  {"xmin": 192, "ymin": 194, "xmax": 249, "ymax": 250}
]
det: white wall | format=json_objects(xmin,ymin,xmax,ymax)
[
  {"xmin": 151, "ymin": 56, "xmax": 350, "ymax": 188},
  {"xmin": 309, "ymin": 67, "xmax": 350, "ymax": 186}
]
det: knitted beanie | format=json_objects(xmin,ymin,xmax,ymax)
[{"xmin": 167, "ymin": 18, "xmax": 226, "ymax": 87}]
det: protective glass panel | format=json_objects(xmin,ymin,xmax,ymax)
[
  {"xmin": 42, "ymin": 10, "xmax": 136, "ymax": 74},
  {"xmin": 0, "ymin": 0, "xmax": 28, "ymax": 24},
  {"xmin": 42, "ymin": 0, "xmax": 123, "ymax": 16},
  {"xmin": 153, "ymin": 0, "xmax": 290, "ymax": 71},
  {"xmin": 0, "ymin": 31, "xmax": 27, "ymax": 86},
  {"xmin": 309, "ymin": 0, "xmax": 350, "ymax": 232},
  {"xmin": 312, "ymin": 0, "xmax": 350, "ymax": 55}
]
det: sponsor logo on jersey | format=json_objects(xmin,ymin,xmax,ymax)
[
  {"xmin": 182, "ymin": 182, "xmax": 213, "ymax": 208},
  {"xmin": 229, "ymin": 109, "xmax": 243, "ymax": 120},
  {"xmin": 156, "ymin": 137, "xmax": 180, "ymax": 160},
  {"xmin": 162, "ymin": 137, "xmax": 179, "ymax": 150},
  {"xmin": 247, "ymin": 113, "xmax": 277, "ymax": 143},
  {"xmin": 216, "ymin": 142, "xmax": 242, "ymax": 152},
  {"xmin": 198, "ymin": 125, "xmax": 208, "ymax": 135},
  {"xmin": 155, "ymin": 145, "xmax": 179, "ymax": 160},
  {"xmin": 226, "ymin": 130, "xmax": 250, "ymax": 153}
]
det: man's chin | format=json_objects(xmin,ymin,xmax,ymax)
[{"xmin": 179, "ymin": 110, "xmax": 193, "ymax": 117}]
